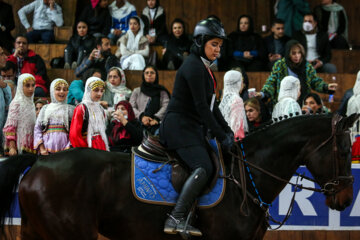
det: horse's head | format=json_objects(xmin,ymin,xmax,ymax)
[{"xmin": 305, "ymin": 113, "xmax": 359, "ymax": 211}]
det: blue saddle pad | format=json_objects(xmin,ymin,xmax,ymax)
[{"xmin": 131, "ymin": 139, "xmax": 226, "ymax": 208}]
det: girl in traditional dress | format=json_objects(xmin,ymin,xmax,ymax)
[
  {"xmin": 69, "ymin": 76, "xmax": 109, "ymax": 151},
  {"xmin": 3, "ymin": 73, "xmax": 36, "ymax": 155},
  {"xmin": 34, "ymin": 79, "xmax": 75, "ymax": 155}
]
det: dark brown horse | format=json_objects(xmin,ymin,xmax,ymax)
[{"xmin": 0, "ymin": 114, "xmax": 358, "ymax": 240}]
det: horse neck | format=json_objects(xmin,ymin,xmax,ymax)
[{"xmin": 242, "ymin": 116, "xmax": 331, "ymax": 203}]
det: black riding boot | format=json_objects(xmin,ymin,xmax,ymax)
[{"xmin": 164, "ymin": 167, "xmax": 208, "ymax": 236}]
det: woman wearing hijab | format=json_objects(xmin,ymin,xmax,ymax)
[
  {"xmin": 102, "ymin": 67, "xmax": 132, "ymax": 108},
  {"xmin": 3, "ymin": 73, "xmax": 36, "ymax": 155},
  {"xmin": 34, "ymin": 79, "xmax": 75, "ymax": 155},
  {"xmin": 116, "ymin": 16, "xmax": 149, "ymax": 70},
  {"xmin": 107, "ymin": 100, "xmax": 143, "ymax": 153},
  {"xmin": 228, "ymin": 14, "xmax": 266, "ymax": 71},
  {"xmin": 219, "ymin": 70, "xmax": 248, "ymax": 141},
  {"xmin": 272, "ymin": 76, "xmax": 302, "ymax": 119},
  {"xmin": 260, "ymin": 40, "xmax": 337, "ymax": 109},
  {"xmin": 129, "ymin": 65, "xmax": 170, "ymax": 134},
  {"xmin": 70, "ymin": 76, "xmax": 109, "ymax": 151}
]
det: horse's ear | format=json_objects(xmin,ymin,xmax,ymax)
[{"xmin": 338, "ymin": 113, "xmax": 360, "ymax": 131}]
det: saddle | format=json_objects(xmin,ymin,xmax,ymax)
[{"xmin": 133, "ymin": 132, "xmax": 221, "ymax": 194}]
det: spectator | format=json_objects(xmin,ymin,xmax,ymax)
[
  {"xmin": 64, "ymin": 21, "xmax": 96, "ymax": 70},
  {"xmin": 314, "ymin": 0, "xmax": 349, "ymax": 49},
  {"xmin": 141, "ymin": 0, "xmax": 167, "ymax": 45},
  {"xmin": 0, "ymin": 46, "xmax": 6, "ymax": 68},
  {"xmin": 3, "ymin": 73, "xmax": 36, "ymax": 156},
  {"xmin": 244, "ymin": 97, "xmax": 271, "ymax": 132},
  {"xmin": 34, "ymin": 79, "xmax": 75, "ymax": 155},
  {"xmin": 292, "ymin": 13, "xmax": 337, "ymax": 73},
  {"xmin": 18, "ymin": 0, "xmax": 63, "ymax": 43},
  {"xmin": 35, "ymin": 98, "xmax": 48, "ymax": 117},
  {"xmin": 162, "ymin": 18, "xmax": 192, "ymax": 70},
  {"xmin": 219, "ymin": 70, "xmax": 248, "ymax": 141},
  {"xmin": 116, "ymin": 16, "xmax": 149, "ymax": 70},
  {"xmin": 260, "ymin": 40, "xmax": 337, "ymax": 109},
  {"xmin": 129, "ymin": 65, "xmax": 170, "ymax": 134},
  {"xmin": 108, "ymin": 0, "xmax": 137, "ymax": 45},
  {"xmin": 1, "ymin": 61, "xmax": 17, "ymax": 98},
  {"xmin": 337, "ymin": 71, "xmax": 360, "ymax": 116},
  {"xmin": 78, "ymin": 0, "xmax": 112, "ymax": 37},
  {"xmin": 7, "ymin": 35, "xmax": 49, "ymax": 97},
  {"xmin": 0, "ymin": 0, "xmax": 15, "ymax": 53},
  {"xmin": 228, "ymin": 14, "xmax": 266, "ymax": 72},
  {"xmin": 68, "ymin": 68, "xmax": 104, "ymax": 106},
  {"xmin": 69, "ymin": 76, "xmax": 109, "ymax": 151},
  {"xmin": 302, "ymin": 92, "xmax": 329, "ymax": 114},
  {"xmin": 75, "ymin": 36, "xmax": 119, "ymax": 78},
  {"xmin": 275, "ymin": 0, "xmax": 310, "ymax": 37},
  {"xmin": 106, "ymin": 100, "xmax": 143, "ymax": 153},
  {"xmin": 272, "ymin": 76, "xmax": 301, "ymax": 119},
  {"xmin": 102, "ymin": 67, "xmax": 132, "ymax": 109},
  {"xmin": 264, "ymin": 18, "xmax": 291, "ymax": 70}
]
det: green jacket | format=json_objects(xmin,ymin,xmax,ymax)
[{"xmin": 261, "ymin": 58, "xmax": 328, "ymax": 106}]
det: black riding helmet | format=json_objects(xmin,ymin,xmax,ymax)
[{"xmin": 192, "ymin": 18, "xmax": 226, "ymax": 60}]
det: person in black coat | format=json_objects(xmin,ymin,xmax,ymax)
[
  {"xmin": 228, "ymin": 14, "xmax": 266, "ymax": 72},
  {"xmin": 107, "ymin": 100, "xmax": 143, "ymax": 153},
  {"xmin": 0, "ymin": 0, "xmax": 15, "ymax": 53},
  {"xmin": 160, "ymin": 18, "xmax": 233, "ymax": 237},
  {"xmin": 162, "ymin": 18, "xmax": 192, "ymax": 70},
  {"xmin": 64, "ymin": 21, "xmax": 96, "ymax": 69}
]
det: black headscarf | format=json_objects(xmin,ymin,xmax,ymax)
[
  {"xmin": 284, "ymin": 40, "xmax": 308, "ymax": 104},
  {"xmin": 140, "ymin": 65, "xmax": 170, "ymax": 118}
]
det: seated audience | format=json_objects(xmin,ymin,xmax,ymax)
[
  {"xmin": 64, "ymin": 21, "xmax": 96, "ymax": 70},
  {"xmin": 116, "ymin": 16, "xmax": 149, "ymax": 70},
  {"xmin": 78, "ymin": 0, "xmax": 111, "ymax": 37},
  {"xmin": 35, "ymin": 98, "xmax": 48, "ymax": 117},
  {"xmin": 7, "ymin": 35, "xmax": 49, "ymax": 97},
  {"xmin": 264, "ymin": 18, "xmax": 290, "ymax": 70},
  {"xmin": 68, "ymin": 68, "xmax": 104, "ymax": 106},
  {"xmin": 129, "ymin": 65, "xmax": 170, "ymax": 134},
  {"xmin": 107, "ymin": 100, "xmax": 143, "ymax": 153},
  {"xmin": 244, "ymin": 97, "xmax": 271, "ymax": 132},
  {"xmin": 219, "ymin": 70, "xmax": 248, "ymax": 141},
  {"xmin": 292, "ymin": 13, "xmax": 337, "ymax": 73},
  {"xmin": 1, "ymin": 61, "xmax": 17, "ymax": 98},
  {"xmin": 338, "ymin": 71, "xmax": 360, "ymax": 116},
  {"xmin": 141, "ymin": 0, "xmax": 167, "ymax": 45},
  {"xmin": 228, "ymin": 14, "xmax": 266, "ymax": 72},
  {"xmin": 18, "ymin": 0, "xmax": 63, "ymax": 43},
  {"xmin": 3, "ymin": 73, "xmax": 36, "ymax": 156},
  {"xmin": 272, "ymin": 76, "xmax": 301, "ymax": 119},
  {"xmin": 0, "ymin": 0, "xmax": 15, "ymax": 53},
  {"xmin": 162, "ymin": 18, "xmax": 192, "ymax": 70},
  {"xmin": 314, "ymin": 0, "xmax": 349, "ymax": 49},
  {"xmin": 302, "ymin": 92, "xmax": 328, "ymax": 114},
  {"xmin": 70, "ymin": 77, "xmax": 109, "ymax": 151},
  {"xmin": 108, "ymin": 0, "xmax": 137, "ymax": 45},
  {"xmin": 34, "ymin": 79, "xmax": 75, "ymax": 155},
  {"xmin": 102, "ymin": 67, "xmax": 132, "ymax": 109},
  {"xmin": 75, "ymin": 36, "xmax": 119, "ymax": 78},
  {"xmin": 260, "ymin": 40, "xmax": 337, "ymax": 110}
]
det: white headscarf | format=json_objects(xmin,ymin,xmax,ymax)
[
  {"xmin": 106, "ymin": 67, "xmax": 132, "ymax": 105},
  {"xmin": 126, "ymin": 16, "xmax": 145, "ymax": 51},
  {"xmin": 346, "ymin": 71, "xmax": 360, "ymax": 141},
  {"xmin": 272, "ymin": 76, "xmax": 302, "ymax": 119},
  {"xmin": 4, "ymin": 73, "xmax": 36, "ymax": 153},
  {"xmin": 82, "ymin": 77, "xmax": 109, "ymax": 150},
  {"xmin": 37, "ymin": 79, "xmax": 74, "ymax": 131},
  {"xmin": 219, "ymin": 70, "xmax": 248, "ymax": 140}
]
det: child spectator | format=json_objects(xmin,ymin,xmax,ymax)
[
  {"xmin": 302, "ymin": 92, "xmax": 328, "ymax": 114},
  {"xmin": 107, "ymin": 100, "xmax": 142, "ymax": 153},
  {"xmin": 70, "ymin": 77, "xmax": 109, "ymax": 151},
  {"xmin": 3, "ymin": 73, "xmax": 36, "ymax": 155},
  {"xmin": 35, "ymin": 98, "xmax": 48, "ymax": 118},
  {"xmin": 116, "ymin": 16, "xmax": 149, "ymax": 70},
  {"xmin": 244, "ymin": 97, "xmax": 271, "ymax": 132},
  {"xmin": 34, "ymin": 79, "xmax": 75, "ymax": 155},
  {"xmin": 1, "ymin": 61, "xmax": 17, "ymax": 98},
  {"xmin": 108, "ymin": 0, "xmax": 137, "ymax": 45},
  {"xmin": 18, "ymin": 0, "xmax": 64, "ymax": 43}
]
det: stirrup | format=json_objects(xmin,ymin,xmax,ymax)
[{"xmin": 163, "ymin": 214, "xmax": 203, "ymax": 237}]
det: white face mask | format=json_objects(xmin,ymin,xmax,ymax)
[{"xmin": 303, "ymin": 22, "xmax": 314, "ymax": 32}]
